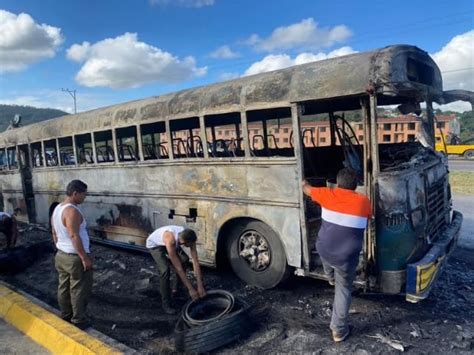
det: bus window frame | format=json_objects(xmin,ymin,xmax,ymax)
[
  {"xmin": 204, "ymin": 112, "xmax": 243, "ymax": 158},
  {"xmin": 140, "ymin": 120, "xmax": 170, "ymax": 161},
  {"xmin": 7, "ymin": 146, "xmax": 19, "ymax": 170},
  {"xmin": 246, "ymin": 107, "xmax": 295, "ymax": 158},
  {"xmin": 93, "ymin": 129, "xmax": 116, "ymax": 165},
  {"xmin": 43, "ymin": 138, "xmax": 59, "ymax": 167},
  {"xmin": 74, "ymin": 132, "xmax": 95, "ymax": 165},
  {"xmin": 169, "ymin": 116, "xmax": 201, "ymax": 159},
  {"xmin": 57, "ymin": 135, "xmax": 76, "ymax": 167},
  {"xmin": 0, "ymin": 147, "xmax": 8, "ymax": 171},
  {"xmin": 115, "ymin": 125, "xmax": 140, "ymax": 163},
  {"xmin": 30, "ymin": 141, "xmax": 44, "ymax": 168}
]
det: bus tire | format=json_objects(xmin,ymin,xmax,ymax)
[
  {"xmin": 226, "ymin": 220, "xmax": 290, "ymax": 289},
  {"xmin": 463, "ymin": 150, "xmax": 474, "ymax": 159}
]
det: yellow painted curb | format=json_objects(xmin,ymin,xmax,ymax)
[{"xmin": 0, "ymin": 284, "xmax": 122, "ymax": 354}]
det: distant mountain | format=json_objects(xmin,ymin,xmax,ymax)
[{"xmin": 0, "ymin": 104, "xmax": 68, "ymax": 132}]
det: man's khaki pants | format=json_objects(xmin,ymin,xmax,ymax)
[
  {"xmin": 54, "ymin": 251, "xmax": 93, "ymax": 324},
  {"xmin": 149, "ymin": 246, "xmax": 189, "ymax": 307}
]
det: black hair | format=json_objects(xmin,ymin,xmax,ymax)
[
  {"xmin": 66, "ymin": 180, "xmax": 88, "ymax": 196},
  {"xmin": 179, "ymin": 228, "xmax": 197, "ymax": 244},
  {"xmin": 336, "ymin": 168, "xmax": 358, "ymax": 190}
]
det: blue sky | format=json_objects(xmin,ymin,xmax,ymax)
[{"xmin": 0, "ymin": 0, "xmax": 473, "ymax": 113}]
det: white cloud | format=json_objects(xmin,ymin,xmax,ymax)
[
  {"xmin": 149, "ymin": 0, "xmax": 214, "ymax": 7},
  {"xmin": 66, "ymin": 33, "xmax": 207, "ymax": 89},
  {"xmin": 209, "ymin": 45, "xmax": 239, "ymax": 59},
  {"xmin": 243, "ymin": 46, "xmax": 357, "ymax": 76},
  {"xmin": 0, "ymin": 10, "xmax": 63, "ymax": 73},
  {"xmin": 434, "ymin": 101, "xmax": 472, "ymax": 113},
  {"xmin": 66, "ymin": 42, "xmax": 91, "ymax": 62},
  {"xmin": 246, "ymin": 18, "xmax": 352, "ymax": 52},
  {"xmin": 431, "ymin": 30, "xmax": 474, "ymax": 91}
]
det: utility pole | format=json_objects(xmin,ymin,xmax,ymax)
[{"xmin": 62, "ymin": 88, "xmax": 77, "ymax": 114}]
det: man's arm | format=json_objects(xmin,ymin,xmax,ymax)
[
  {"xmin": 63, "ymin": 207, "xmax": 92, "ymax": 271},
  {"xmin": 190, "ymin": 244, "xmax": 206, "ymax": 297},
  {"xmin": 164, "ymin": 232, "xmax": 198, "ymax": 300},
  {"xmin": 302, "ymin": 179, "xmax": 313, "ymax": 197},
  {"xmin": 10, "ymin": 217, "xmax": 18, "ymax": 248}
]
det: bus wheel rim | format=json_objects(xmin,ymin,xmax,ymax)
[{"xmin": 238, "ymin": 230, "xmax": 271, "ymax": 272}]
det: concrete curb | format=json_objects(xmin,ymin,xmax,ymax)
[{"xmin": 0, "ymin": 283, "xmax": 123, "ymax": 354}]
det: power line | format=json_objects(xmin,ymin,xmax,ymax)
[
  {"xmin": 441, "ymin": 67, "xmax": 474, "ymax": 74},
  {"xmin": 61, "ymin": 88, "xmax": 77, "ymax": 114}
]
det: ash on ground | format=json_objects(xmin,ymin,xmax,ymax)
[{"xmin": 1, "ymin": 228, "xmax": 473, "ymax": 354}]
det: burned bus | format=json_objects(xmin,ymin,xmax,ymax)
[{"xmin": 0, "ymin": 45, "xmax": 469, "ymax": 302}]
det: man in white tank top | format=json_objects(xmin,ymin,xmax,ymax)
[
  {"xmin": 51, "ymin": 179, "xmax": 92, "ymax": 329},
  {"xmin": 146, "ymin": 225, "xmax": 206, "ymax": 314}
]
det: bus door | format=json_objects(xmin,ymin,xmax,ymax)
[
  {"xmin": 18, "ymin": 144, "xmax": 36, "ymax": 223},
  {"xmin": 298, "ymin": 106, "xmax": 365, "ymax": 283}
]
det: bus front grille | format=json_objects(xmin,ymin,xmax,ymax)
[{"xmin": 425, "ymin": 180, "xmax": 447, "ymax": 240}]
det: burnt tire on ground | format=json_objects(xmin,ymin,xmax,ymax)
[
  {"xmin": 226, "ymin": 220, "xmax": 291, "ymax": 289},
  {"xmin": 175, "ymin": 301, "xmax": 250, "ymax": 353}
]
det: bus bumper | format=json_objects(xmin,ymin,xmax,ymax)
[{"xmin": 405, "ymin": 210, "xmax": 463, "ymax": 303}]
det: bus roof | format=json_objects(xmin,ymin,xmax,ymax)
[{"xmin": 1, "ymin": 45, "xmax": 443, "ymax": 145}]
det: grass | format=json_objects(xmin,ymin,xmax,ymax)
[{"xmin": 449, "ymin": 171, "xmax": 474, "ymax": 195}]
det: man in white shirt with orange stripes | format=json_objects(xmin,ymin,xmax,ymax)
[
  {"xmin": 303, "ymin": 168, "xmax": 371, "ymax": 343},
  {"xmin": 51, "ymin": 179, "xmax": 92, "ymax": 329}
]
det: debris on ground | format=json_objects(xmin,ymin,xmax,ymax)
[
  {"xmin": 1, "ymin": 228, "xmax": 473, "ymax": 353},
  {"xmin": 367, "ymin": 333, "xmax": 405, "ymax": 352}
]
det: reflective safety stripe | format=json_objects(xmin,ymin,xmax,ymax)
[
  {"xmin": 416, "ymin": 255, "xmax": 444, "ymax": 293},
  {"xmin": 321, "ymin": 207, "xmax": 368, "ymax": 229}
]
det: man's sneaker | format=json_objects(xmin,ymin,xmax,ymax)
[
  {"xmin": 162, "ymin": 305, "xmax": 177, "ymax": 315},
  {"xmin": 332, "ymin": 326, "xmax": 351, "ymax": 342}
]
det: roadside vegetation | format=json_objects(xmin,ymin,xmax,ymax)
[{"xmin": 449, "ymin": 171, "xmax": 474, "ymax": 195}]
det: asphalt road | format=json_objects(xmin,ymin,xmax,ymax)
[
  {"xmin": 448, "ymin": 159, "xmax": 474, "ymax": 172},
  {"xmin": 0, "ymin": 319, "xmax": 49, "ymax": 354},
  {"xmin": 453, "ymin": 193, "xmax": 474, "ymax": 250}
]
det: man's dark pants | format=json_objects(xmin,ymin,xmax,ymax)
[
  {"xmin": 149, "ymin": 246, "xmax": 189, "ymax": 307},
  {"xmin": 54, "ymin": 250, "xmax": 93, "ymax": 324},
  {"xmin": 320, "ymin": 256, "xmax": 356, "ymax": 335}
]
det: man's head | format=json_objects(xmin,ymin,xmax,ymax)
[
  {"xmin": 66, "ymin": 180, "xmax": 88, "ymax": 204},
  {"xmin": 336, "ymin": 168, "xmax": 358, "ymax": 191},
  {"xmin": 178, "ymin": 228, "xmax": 197, "ymax": 247}
]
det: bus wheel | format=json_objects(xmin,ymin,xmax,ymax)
[
  {"xmin": 226, "ymin": 220, "xmax": 290, "ymax": 289},
  {"xmin": 464, "ymin": 150, "xmax": 474, "ymax": 159}
]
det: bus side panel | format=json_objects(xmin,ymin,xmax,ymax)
[
  {"xmin": 0, "ymin": 172, "xmax": 29, "ymax": 222},
  {"xmin": 29, "ymin": 161, "xmax": 302, "ymax": 267}
]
